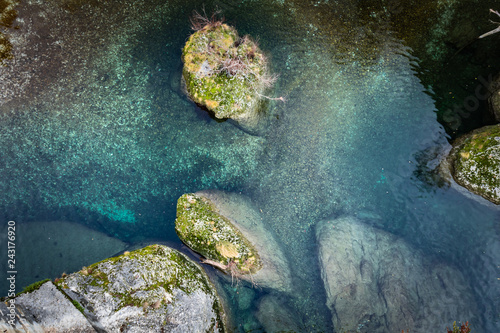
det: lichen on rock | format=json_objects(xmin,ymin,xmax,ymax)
[
  {"xmin": 0, "ymin": 281, "xmax": 95, "ymax": 332},
  {"xmin": 447, "ymin": 124, "xmax": 500, "ymax": 204},
  {"xmin": 175, "ymin": 191, "xmax": 292, "ymax": 292},
  {"xmin": 181, "ymin": 16, "xmax": 275, "ymax": 127},
  {"xmin": 55, "ymin": 244, "xmax": 226, "ymax": 332},
  {"xmin": 175, "ymin": 193, "xmax": 262, "ymax": 275}
]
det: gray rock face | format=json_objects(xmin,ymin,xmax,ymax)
[
  {"xmin": 56, "ymin": 244, "xmax": 226, "ymax": 333},
  {"xmin": 196, "ymin": 190, "xmax": 293, "ymax": 293},
  {"xmin": 1, "ymin": 245, "xmax": 226, "ymax": 332},
  {"xmin": 0, "ymin": 281, "xmax": 96, "ymax": 332},
  {"xmin": 316, "ymin": 216, "xmax": 477, "ymax": 333}
]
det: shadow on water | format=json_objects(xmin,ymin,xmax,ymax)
[{"xmin": 0, "ymin": 0, "xmax": 498, "ymax": 332}]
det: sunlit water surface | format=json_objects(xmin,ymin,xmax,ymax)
[{"xmin": 0, "ymin": 0, "xmax": 498, "ymax": 332}]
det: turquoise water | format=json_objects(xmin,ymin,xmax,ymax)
[{"xmin": 0, "ymin": 0, "xmax": 499, "ymax": 332}]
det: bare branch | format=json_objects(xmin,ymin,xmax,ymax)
[
  {"xmin": 190, "ymin": 7, "xmax": 223, "ymax": 31},
  {"xmin": 201, "ymin": 258, "xmax": 228, "ymax": 271},
  {"xmin": 479, "ymin": 9, "xmax": 500, "ymax": 38},
  {"xmin": 190, "ymin": 17, "xmax": 281, "ymax": 101},
  {"xmin": 480, "ymin": 26, "xmax": 500, "ymax": 39}
]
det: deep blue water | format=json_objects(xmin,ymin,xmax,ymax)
[{"xmin": 0, "ymin": 0, "xmax": 499, "ymax": 332}]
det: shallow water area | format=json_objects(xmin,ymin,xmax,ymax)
[{"xmin": 0, "ymin": 0, "xmax": 499, "ymax": 332}]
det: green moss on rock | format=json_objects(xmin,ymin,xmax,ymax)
[
  {"xmin": 0, "ymin": 0, "xmax": 19, "ymax": 65},
  {"xmin": 56, "ymin": 244, "xmax": 226, "ymax": 332},
  {"xmin": 175, "ymin": 193, "xmax": 262, "ymax": 275},
  {"xmin": 182, "ymin": 22, "xmax": 271, "ymax": 121},
  {"xmin": 448, "ymin": 124, "xmax": 500, "ymax": 204},
  {"xmin": 0, "ymin": 0, "xmax": 18, "ymax": 27},
  {"xmin": 16, "ymin": 278, "xmax": 51, "ymax": 296}
]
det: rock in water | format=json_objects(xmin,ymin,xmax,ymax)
[
  {"xmin": 0, "ymin": 281, "xmax": 96, "ymax": 332},
  {"xmin": 255, "ymin": 295, "xmax": 303, "ymax": 333},
  {"xmin": 175, "ymin": 190, "xmax": 292, "ymax": 292},
  {"xmin": 56, "ymin": 245, "xmax": 226, "ymax": 332},
  {"xmin": 182, "ymin": 20, "xmax": 275, "ymax": 131},
  {"xmin": 489, "ymin": 74, "xmax": 500, "ymax": 122},
  {"xmin": 316, "ymin": 216, "xmax": 477, "ymax": 333},
  {"xmin": 447, "ymin": 124, "xmax": 500, "ymax": 205},
  {"xmin": 490, "ymin": 90, "xmax": 500, "ymax": 122}
]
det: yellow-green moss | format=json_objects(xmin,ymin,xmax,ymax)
[
  {"xmin": 0, "ymin": 0, "xmax": 19, "ymax": 65},
  {"xmin": 175, "ymin": 193, "xmax": 262, "ymax": 274},
  {"xmin": 15, "ymin": 278, "xmax": 51, "ymax": 296},
  {"xmin": 182, "ymin": 23, "xmax": 269, "ymax": 120},
  {"xmin": 449, "ymin": 124, "xmax": 500, "ymax": 204}
]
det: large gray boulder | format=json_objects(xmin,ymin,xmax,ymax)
[
  {"xmin": 0, "ymin": 281, "xmax": 95, "ymax": 332},
  {"xmin": 316, "ymin": 216, "xmax": 477, "ymax": 333},
  {"xmin": 56, "ymin": 244, "xmax": 226, "ymax": 332},
  {"xmin": 1, "ymin": 244, "xmax": 226, "ymax": 332}
]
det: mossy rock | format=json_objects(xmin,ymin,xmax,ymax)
[
  {"xmin": 175, "ymin": 193, "xmax": 262, "ymax": 275},
  {"xmin": 55, "ymin": 244, "xmax": 227, "ymax": 332},
  {"xmin": 181, "ymin": 23, "xmax": 270, "ymax": 126},
  {"xmin": 176, "ymin": 191, "xmax": 293, "ymax": 292},
  {"xmin": 448, "ymin": 124, "xmax": 500, "ymax": 204},
  {"xmin": 0, "ymin": 0, "xmax": 19, "ymax": 65}
]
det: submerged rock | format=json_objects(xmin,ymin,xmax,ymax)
[
  {"xmin": 182, "ymin": 20, "xmax": 275, "ymax": 131},
  {"xmin": 490, "ymin": 90, "xmax": 500, "ymax": 122},
  {"xmin": 55, "ymin": 244, "xmax": 226, "ymax": 332},
  {"xmin": 175, "ymin": 190, "xmax": 292, "ymax": 292},
  {"xmin": 255, "ymin": 295, "xmax": 302, "ymax": 333},
  {"xmin": 447, "ymin": 124, "xmax": 500, "ymax": 204},
  {"xmin": 489, "ymin": 74, "xmax": 500, "ymax": 122},
  {"xmin": 316, "ymin": 216, "xmax": 477, "ymax": 333}
]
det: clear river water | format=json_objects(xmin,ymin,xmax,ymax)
[{"xmin": 0, "ymin": 0, "xmax": 498, "ymax": 332}]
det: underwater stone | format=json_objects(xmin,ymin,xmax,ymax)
[
  {"xmin": 316, "ymin": 216, "xmax": 477, "ymax": 333},
  {"xmin": 181, "ymin": 22, "xmax": 273, "ymax": 130},
  {"xmin": 447, "ymin": 124, "xmax": 500, "ymax": 205},
  {"xmin": 255, "ymin": 295, "xmax": 302, "ymax": 333},
  {"xmin": 490, "ymin": 90, "xmax": 500, "ymax": 122},
  {"xmin": 175, "ymin": 190, "xmax": 292, "ymax": 292},
  {"xmin": 56, "ymin": 244, "xmax": 226, "ymax": 332},
  {"xmin": 489, "ymin": 74, "xmax": 500, "ymax": 122}
]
